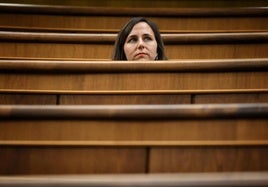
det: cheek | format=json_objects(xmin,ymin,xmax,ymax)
[
  {"xmin": 124, "ymin": 44, "xmax": 133, "ymax": 57},
  {"xmin": 151, "ymin": 43, "xmax": 158, "ymax": 54}
]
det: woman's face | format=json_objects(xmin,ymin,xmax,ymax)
[{"xmin": 123, "ymin": 22, "xmax": 158, "ymax": 61}]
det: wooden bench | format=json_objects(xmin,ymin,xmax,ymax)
[
  {"xmin": 0, "ymin": 59, "xmax": 267, "ymax": 105},
  {"xmin": 0, "ymin": 31, "xmax": 267, "ymax": 59},
  {"xmin": 0, "ymin": 172, "xmax": 267, "ymax": 187},
  {"xmin": 0, "ymin": 104, "xmax": 267, "ymax": 174}
]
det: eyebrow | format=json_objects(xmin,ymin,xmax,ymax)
[
  {"xmin": 127, "ymin": 34, "xmax": 137, "ymax": 39},
  {"xmin": 143, "ymin": 33, "xmax": 153, "ymax": 37},
  {"xmin": 127, "ymin": 33, "xmax": 153, "ymax": 38}
]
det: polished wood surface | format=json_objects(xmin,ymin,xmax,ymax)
[
  {"xmin": 194, "ymin": 93, "xmax": 268, "ymax": 104},
  {"xmin": 60, "ymin": 94, "xmax": 191, "ymax": 105},
  {"xmin": 0, "ymin": 172, "xmax": 267, "ymax": 187},
  {"xmin": 1, "ymin": 145, "xmax": 267, "ymax": 174},
  {"xmin": 1, "ymin": 103, "xmax": 268, "ymax": 119},
  {"xmin": 0, "ymin": 5, "xmax": 267, "ymax": 31},
  {"xmin": 0, "ymin": 93, "xmax": 57, "ymax": 105},
  {"xmin": 0, "ymin": 104, "xmax": 267, "ymax": 142},
  {"xmin": 60, "ymin": 92, "xmax": 268, "ymax": 105},
  {"xmin": 1, "ymin": 42, "xmax": 267, "ymax": 59},
  {"xmin": 1, "ymin": 4, "xmax": 267, "ymax": 16},
  {"xmin": 1, "ymin": 31, "xmax": 268, "ymax": 43},
  {"xmin": 1, "ymin": 15, "xmax": 266, "ymax": 31},
  {"xmin": 0, "ymin": 31, "xmax": 267, "ymax": 59},
  {"xmin": 0, "ymin": 104, "xmax": 267, "ymax": 174},
  {"xmin": 150, "ymin": 147, "xmax": 268, "ymax": 172},
  {"xmin": 0, "ymin": 59, "xmax": 267, "ymax": 91},
  {"xmin": 2, "ymin": 92, "xmax": 267, "ymax": 105},
  {"xmin": 1, "ymin": 59, "xmax": 267, "ymax": 105},
  {"xmin": 2, "ymin": 58, "xmax": 267, "ymax": 71},
  {"xmin": 0, "ymin": 147, "xmax": 146, "ymax": 174}
]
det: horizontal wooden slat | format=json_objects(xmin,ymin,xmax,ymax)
[
  {"xmin": 150, "ymin": 147, "xmax": 268, "ymax": 173},
  {"xmin": 194, "ymin": 93, "xmax": 268, "ymax": 104},
  {"xmin": 1, "ymin": 89, "xmax": 268, "ymax": 94},
  {"xmin": 1, "ymin": 31, "xmax": 268, "ymax": 44},
  {"xmin": 1, "ymin": 72, "xmax": 266, "ymax": 92},
  {"xmin": 0, "ymin": 147, "xmax": 147, "ymax": 174},
  {"xmin": 0, "ymin": 104, "xmax": 267, "ymax": 119},
  {"xmin": 1, "ymin": 26, "xmax": 268, "ymax": 33},
  {"xmin": 1, "ymin": 4, "xmax": 268, "ymax": 17},
  {"xmin": 1, "ymin": 43, "xmax": 267, "ymax": 59},
  {"xmin": 1, "ymin": 59, "xmax": 267, "ymax": 72},
  {"xmin": 0, "ymin": 172, "xmax": 267, "ymax": 187},
  {"xmin": 0, "ymin": 93, "xmax": 57, "ymax": 105},
  {"xmin": 1, "ymin": 90, "xmax": 267, "ymax": 105},
  {"xmin": 0, "ymin": 104, "xmax": 267, "ymax": 143},
  {"xmin": 1, "ymin": 92, "xmax": 267, "ymax": 105},
  {"xmin": 1, "ymin": 32, "xmax": 267, "ymax": 59},
  {"xmin": 1, "ymin": 5, "xmax": 267, "ymax": 31},
  {"xmin": 59, "ymin": 94, "xmax": 191, "ymax": 105},
  {"xmin": 0, "ymin": 104, "xmax": 267, "ymax": 174},
  {"xmin": 1, "ymin": 140, "xmax": 268, "ymax": 147},
  {"xmin": 0, "ymin": 59, "xmax": 267, "ymax": 91},
  {"xmin": 1, "ymin": 14, "xmax": 267, "ymax": 31}
]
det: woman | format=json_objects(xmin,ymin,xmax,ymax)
[{"xmin": 112, "ymin": 17, "xmax": 167, "ymax": 61}]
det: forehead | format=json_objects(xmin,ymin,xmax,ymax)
[{"xmin": 128, "ymin": 22, "xmax": 155, "ymax": 36}]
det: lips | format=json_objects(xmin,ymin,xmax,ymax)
[{"xmin": 135, "ymin": 52, "xmax": 147, "ymax": 57}]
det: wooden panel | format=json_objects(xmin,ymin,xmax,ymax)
[
  {"xmin": 1, "ymin": 104, "xmax": 266, "ymax": 146},
  {"xmin": 2, "ymin": 92, "xmax": 267, "ymax": 106},
  {"xmin": 0, "ymin": 42, "xmax": 267, "ymax": 59},
  {"xmin": 165, "ymin": 44, "xmax": 268, "ymax": 59},
  {"xmin": 1, "ymin": 59, "xmax": 267, "ymax": 92},
  {"xmin": 0, "ymin": 104, "xmax": 267, "ymax": 142},
  {"xmin": 1, "ymin": 31, "xmax": 267, "ymax": 59},
  {"xmin": 0, "ymin": 13, "xmax": 267, "ymax": 31},
  {"xmin": 194, "ymin": 93, "xmax": 268, "ymax": 104},
  {"xmin": 0, "ymin": 43, "xmax": 112, "ymax": 60},
  {"xmin": 2, "ymin": 92, "xmax": 266, "ymax": 105},
  {"xmin": 1, "ymin": 119, "xmax": 267, "ymax": 142},
  {"xmin": 1, "ymin": 71, "xmax": 267, "ymax": 91},
  {"xmin": 0, "ymin": 93, "xmax": 57, "ymax": 104},
  {"xmin": 149, "ymin": 147, "xmax": 268, "ymax": 172},
  {"xmin": 60, "ymin": 94, "xmax": 191, "ymax": 104},
  {"xmin": 0, "ymin": 146, "xmax": 146, "ymax": 174}
]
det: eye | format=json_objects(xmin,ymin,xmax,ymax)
[
  {"xmin": 144, "ymin": 36, "xmax": 152, "ymax": 41},
  {"xmin": 127, "ymin": 37, "xmax": 137, "ymax": 43}
]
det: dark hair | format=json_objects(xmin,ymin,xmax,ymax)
[{"xmin": 112, "ymin": 17, "xmax": 167, "ymax": 60}]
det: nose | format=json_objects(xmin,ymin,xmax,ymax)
[{"xmin": 137, "ymin": 38, "xmax": 144, "ymax": 49}]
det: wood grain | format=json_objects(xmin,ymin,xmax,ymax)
[
  {"xmin": 0, "ymin": 93, "xmax": 57, "ymax": 104},
  {"xmin": 149, "ymin": 147, "xmax": 268, "ymax": 172},
  {"xmin": 194, "ymin": 93, "xmax": 268, "ymax": 104},
  {"xmin": 60, "ymin": 94, "xmax": 191, "ymax": 105},
  {"xmin": 0, "ymin": 147, "xmax": 146, "ymax": 174},
  {"xmin": 0, "ymin": 104, "xmax": 267, "ymax": 141},
  {"xmin": 0, "ymin": 59, "xmax": 267, "ymax": 92},
  {"xmin": 0, "ymin": 32, "xmax": 267, "ymax": 59},
  {"xmin": 0, "ymin": 104, "xmax": 267, "ymax": 174},
  {"xmin": 0, "ymin": 6, "xmax": 267, "ymax": 31}
]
